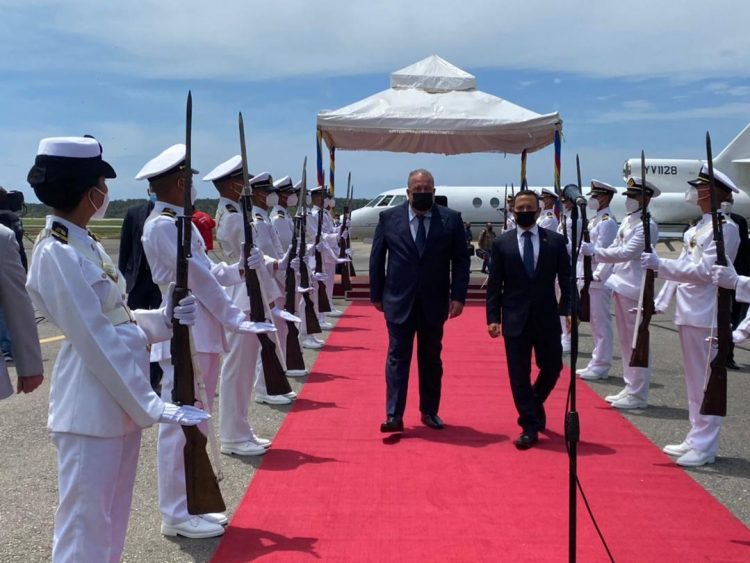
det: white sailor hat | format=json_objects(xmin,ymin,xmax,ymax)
[
  {"xmin": 589, "ymin": 180, "xmax": 617, "ymax": 196},
  {"xmin": 135, "ymin": 144, "xmax": 198, "ymax": 181},
  {"xmin": 249, "ymin": 172, "xmax": 276, "ymax": 191},
  {"xmin": 203, "ymin": 155, "xmax": 244, "ymax": 182},
  {"xmin": 540, "ymin": 187, "xmax": 559, "ymax": 199},
  {"xmin": 309, "ymin": 185, "xmax": 328, "ymax": 196},
  {"xmin": 624, "ymin": 177, "xmax": 661, "ymax": 197},
  {"xmin": 687, "ymin": 163, "xmax": 740, "ymax": 193},
  {"xmin": 292, "ymin": 179, "xmax": 303, "ymax": 191},
  {"xmin": 273, "ymin": 176, "xmax": 294, "ymax": 191},
  {"xmin": 27, "ymin": 136, "xmax": 116, "ymax": 187}
]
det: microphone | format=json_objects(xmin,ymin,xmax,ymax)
[{"xmin": 562, "ymin": 183, "xmax": 587, "ymax": 206}]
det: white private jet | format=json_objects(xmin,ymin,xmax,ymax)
[{"xmin": 350, "ymin": 122, "xmax": 750, "ymax": 242}]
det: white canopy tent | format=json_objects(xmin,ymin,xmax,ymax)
[{"xmin": 317, "ymin": 55, "xmax": 562, "ymax": 156}]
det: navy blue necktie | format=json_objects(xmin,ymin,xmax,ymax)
[
  {"xmin": 416, "ymin": 215, "xmax": 426, "ymax": 255},
  {"xmin": 522, "ymin": 230, "xmax": 534, "ymax": 277}
]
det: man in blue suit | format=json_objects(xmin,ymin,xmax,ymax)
[
  {"xmin": 370, "ymin": 169, "xmax": 470, "ymax": 433},
  {"xmin": 486, "ymin": 190, "xmax": 571, "ymax": 449}
]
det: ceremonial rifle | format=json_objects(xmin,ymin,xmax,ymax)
[
  {"xmin": 346, "ymin": 183, "xmax": 356, "ymax": 277},
  {"xmin": 314, "ymin": 185, "xmax": 332, "ymax": 313},
  {"xmin": 337, "ymin": 171, "xmax": 353, "ymax": 292},
  {"xmin": 297, "ymin": 160, "xmax": 322, "ymax": 334},
  {"xmin": 238, "ymin": 113, "xmax": 292, "ymax": 396},
  {"xmin": 630, "ymin": 151, "xmax": 655, "ymax": 368},
  {"xmin": 577, "ymin": 155, "xmax": 593, "ymax": 323},
  {"xmin": 701, "ymin": 132, "xmax": 730, "ymax": 416},
  {"xmin": 171, "ymin": 91, "xmax": 225, "ymax": 514}
]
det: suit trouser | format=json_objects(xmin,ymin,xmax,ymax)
[
  {"xmin": 51, "ymin": 431, "xmax": 141, "ymax": 563},
  {"xmin": 613, "ymin": 292, "xmax": 651, "ymax": 400},
  {"xmin": 678, "ymin": 325, "xmax": 723, "ymax": 455},
  {"xmin": 503, "ymin": 321, "xmax": 563, "ymax": 432},
  {"xmin": 254, "ymin": 310, "xmax": 288, "ymax": 396},
  {"xmin": 158, "ymin": 352, "xmax": 220, "ymax": 525},
  {"xmin": 220, "ymin": 330, "xmax": 261, "ymax": 443},
  {"xmin": 586, "ymin": 285, "xmax": 613, "ymax": 374},
  {"xmin": 385, "ymin": 299, "xmax": 444, "ymax": 417}
]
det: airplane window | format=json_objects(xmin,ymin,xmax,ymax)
[
  {"xmin": 490, "ymin": 197, "xmax": 500, "ymax": 208},
  {"xmin": 365, "ymin": 196, "xmax": 383, "ymax": 207},
  {"xmin": 472, "ymin": 197, "xmax": 482, "ymax": 208},
  {"xmin": 390, "ymin": 195, "xmax": 407, "ymax": 206},
  {"xmin": 377, "ymin": 195, "xmax": 393, "ymax": 207}
]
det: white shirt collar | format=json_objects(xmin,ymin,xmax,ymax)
[
  {"xmin": 408, "ymin": 205, "xmax": 432, "ymax": 222},
  {"xmin": 45, "ymin": 215, "xmax": 90, "ymax": 243},
  {"xmin": 517, "ymin": 224, "xmax": 539, "ymax": 237}
]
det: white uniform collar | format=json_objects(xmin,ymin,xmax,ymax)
[
  {"xmin": 596, "ymin": 207, "xmax": 611, "ymax": 218},
  {"xmin": 218, "ymin": 196, "xmax": 240, "ymax": 209},
  {"xmin": 45, "ymin": 215, "xmax": 91, "ymax": 243},
  {"xmin": 252, "ymin": 205, "xmax": 270, "ymax": 220},
  {"xmin": 272, "ymin": 205, "xmax": 287, "ymax": 216},
  {"xmin": 153, "ymin": 200, "xmax": 184, "ymax": 215}
]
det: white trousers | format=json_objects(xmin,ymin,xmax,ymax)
[
  {"xmin": 613, "ymin": 292, "xmax": 651, "ymax": 400},
  {"xmin": 51, "ymin": 431, "xmax": 141, "ymax": 563},
  {"xmin": 586, "ymin": 285, "xmax": 613, "ymax": 373},
  {"xmin": 220, "ymin": 330, "xmax": 261, "ymax": 443},
  {"xmin": 678, "ymin": 325, "xmax": 723, "ymax": 455},
  {"xmin": 157, "ymin": 352, "xmax": 220, "ymax": 525},
  {"xmin": 324, "ymin": 259, "xmax": 336, "ymax": 306}
]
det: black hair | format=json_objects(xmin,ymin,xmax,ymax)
[{"xmin": 32, "ymin": 176, "xmax": 98, "ymax": 212}]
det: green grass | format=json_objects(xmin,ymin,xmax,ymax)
[{"xmin": 23, "ymin": 218, "xmax": 124, "ymax": 239}]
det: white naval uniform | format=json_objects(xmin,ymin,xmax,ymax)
[
  {"xmin": 142, "ymin": 201, "xmax": 247, "ymax": 526},
  {"xmin": 594, "ymin": 211, "xmax": 658, "ymax": 401},
  {"xmin": 581, "ymin": 207, "xmax": 618, "ymax": 375},
  {"xmin": 537, "ymin": 208, "xmax": 559, "ymax": 231},
  {"xmin": 26, "ymin": 216, "xmax": 170, "ymax": 563},
  {"xmin": 504, "ymin": 213, "xmax": 517, "ymax": 232},
  {"xmin": 654, "ymin": 213, "xmax": 740, "ymax": 456},
  {"xmin": 271, "ymin": 205, "xmax": 295, "ymax": 250},
  {"xmin": 307, "ymin": 207, "xmax": 340, "ymax": 316},
  {"xmin": 733, "ymin": 278, "xmax": 750, "ymax": 339}
]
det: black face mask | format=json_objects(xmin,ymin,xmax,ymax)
[
  {"xmin": 515, "ymin": 210, "xmax": 538, "ymax": 228},
  {"xmin": 411, "ymin": 192, "xmax": 434, "ymax": 212}
]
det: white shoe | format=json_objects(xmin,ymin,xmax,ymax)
[
  {"xmin": 249, "ymin": 433, "xmax": 272, "ymax": 448},
  {"xmin": 604, "ymin": 387, "xmax": 628, "ymax": 403},
  {"xmin": 319, "ymin": 320, "xmax": 334, "ymax": 330},
  {"xmin": 579, "ymin": 369, "xmax": 609, "ymax": 381},
  {"xmin": 286, "ymin": 369, "xmax": 308, "ymax": 377},
  {"xmin": 255, "ymin": 393, "xmax": 292, "ymax": 405},
  {"xmin": 221, "ymin": 440, "xmax": 267, "ymax": 456},
  {"xmin": 575, "ymin": 367, "xmax": 589, "ymax": 375},
  {"xmin": 201, "ymin": 512, "xmax": 228, "ymax": 526},
  {"xmin": 326, "ymin": 309, "xmax": 344, "ymax": 317},
  {"xmin": 676, "ymin": 448, "xmax": 716, "ymax": 467},
  {"xmin": 611, "ymin": 394, "xmax": 648, "ymax": 410},
  {"xmin": 663, "ymin": 441, "xmax": 691, "ymax": 457},
  {"xmin": 161, "ymin": 517, "xmax": 225, "ymax": 538},
  {"xmin": 301, "ymin": 336, "xmax": 324, "ymax": 350},
  {"xmin": 284, "ymin": 390, "xmax": 297, "ymax": 400}
]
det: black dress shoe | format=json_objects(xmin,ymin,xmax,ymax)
[
  {"xmin": 727, "ymin": 358, "xmax": 740, "ymax": 370},
  {"xmin": 514, "ymin": 431, "xmax": 538, "ymax": 450},
  {"xmin": 420, "ymin": 413, "xmax": 444, "ymax": 430},
  {"xmin": 380, "ymin": 416, "xmax": 404, "ymax": 433}
]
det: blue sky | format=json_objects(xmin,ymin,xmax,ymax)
[{"xmin": 2, "ymin": 0, "xmax": 750, "ymax": 203}]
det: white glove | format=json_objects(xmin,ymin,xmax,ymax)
[
  {"xmin": 313, "ymin": 272, "xmax": 329, "ymax": 283},
  {"xmin": 733, "ymin": 329, "xmax": 749, "ymax": 344},
  {"xmin": 339, "ymin": 227, "xmax": 349, "ymax": 240},
  {"xmin": 272, "ymin": 306, "xmax": 301, "ymax": 323},
  {"xmin": 297, "ymin": 285, "xmax": 314, "ymax": 294},
  {"xmin": 345, "ymin": 248, "xmax": 353, "ymax": 257},
  {"xmin": 163, "ymin": 282, "xmax": 198, "ymax": 326},
  {"xmin": 245, "ymin": 247, "xmax": 263, "ymax": 270},
  {"xmin": 711, "ymin": 263, "xmax": 739, "ymax": 290},
  {"xmin": 160, "ymin": 403, "xmax": 211, "ymax": 426},
  {"xmin": 336, "ymin": 257, "xmax": 351, "ymax": 264},
  {"xmin": 289, "ymin": 257, "xmax": 300, "ymax": 271},
  {"xmin": 580, "ymin": 242, "xmax": 594, "ymax": 256},
  {"xmin": 640, "ymin": 251, "xmax": 660, "ymax": 271},
  {"xmin": 237, "ymin": 320, "xmax": 277, "ymax": 334}
]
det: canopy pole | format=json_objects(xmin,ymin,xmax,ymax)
[
  {"xmin": 520, "ymin": 149, "xmax": 528, "ymax": 189},
  {"xmin": 316, "ymin": 128, "xmax": 325, "ymax": 188},
  {"xmin": 329, "ymin": 145, "xmax": 336, "ymax": 197}
]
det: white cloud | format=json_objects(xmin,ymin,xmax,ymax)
[{"xmin": 591, "ymin": 102, "xmax": 750, "ymax": 124}]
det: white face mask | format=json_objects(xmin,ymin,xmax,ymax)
[
  {"xmin": 190, "ymin": 184, "xmax": 198, "ymax": 205},
  {"xmin": 684, "ymin": 186, "xmax": 699, "ymax": 205},
  {"xmin": 721, "ymin": 201, "xmax": 733, "ymax": 215},
  {"xmin": 265, "ymin": 192, "xmax": 279, "ymax": 208},
  {"xmin": 286, "ymin": 194, "xmax": 298, "ymax": 207},
  {"xmin": 329, "ymin": 197, "xmax": 336, "ymax": 207},
  {"xmin": 90, "ymin": 188, "xmax": 109, "ymax": 219},
  {"xmin": 625, "ymin": 197, "xmax": 640, "ymax": 214},
  {"xmin": 586, "ymin": 198, "xmax": 599, "ymax": 212}
]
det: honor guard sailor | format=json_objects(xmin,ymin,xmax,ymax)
[
  {"xmin": 271, "ymin": 175, "xmax": 297, "ymax": 250},
  {"xmin": 138, "ymin": 144, "xmax": 274, "ymax": 539},
  {"xmin": 536, "ymin": 188, "xmax": 559, "ymax": 231},
  {"xmin": 578, "ymin": 181, "xmax": 619, "ymax": 379},
  {"xmin": 204, "ymin": 155, "xmax": 278, "ymax": 455},
  {"xmin": 586, "ymin": 177, "xmax": 659, "ymax": 409},
  {"xmin": 557, "ymin": 192, "xmax": 581, "ymax": 354},
  {"xmin": 25, "ymin": 137, "xmax": 207, "ymax": 561},
  {"xmin": 643, "ymin": 164, "xmax": 740, "ymax": 467},
  {"xmin": 504, "ymin": 193, "xmax": 516, "ymax": 232}
]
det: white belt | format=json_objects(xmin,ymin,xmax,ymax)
[{"xmin": 106, "ymin": 306, "xmax": 136, "ymax": 326}]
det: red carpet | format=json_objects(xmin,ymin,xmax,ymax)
[{"xmin": 213, "ymin": 303, "xmax": 750, "ymax": 562}]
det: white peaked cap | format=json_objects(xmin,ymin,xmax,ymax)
[
  {"xmin": 37, "ymin": 136, "xmax": 101, "ymax": 158},
  {"xmin": 589, "ymin": 180, "xmax": 617, "ymax": 194},
  {"xmin": 688, "ymin": 163, "xmax": 740, "ymax": 193},
  {"xmin": 540, "ymin": 187, "xmax": 558, "ymax": 199},
  {"xmin": 249, "ymin": 172, "xmax": 275, "ymax": 189},
  {"xmin": 273, "ymin": 176, "xmax": 293, "ymax": 190},
  {"xmin": 135, "ymin": 143, "xmax": 198, "ymax": 181},
  {"xmin": 293, "ymin": 179, "xmax": 302, "ymax": 190},
  {"xmin": 203, "ymin": 155, "xmax": 243, "ymax": 182}
]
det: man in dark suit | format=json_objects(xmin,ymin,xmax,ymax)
[
  {"xmin": 370, "ymin": 169, "xmax": 470, "ymax": 433},
  {"xmin": 118, "ymin": 195, "xmax": 163, "ymax": 390},
  {"xmin": 486, "ymin": 190, "xmax": 571, "ymax": 449}
]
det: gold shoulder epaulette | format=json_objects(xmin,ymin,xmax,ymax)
[
  {"xmin": 87, "ymin": 230, "xmax": 101, "ymax": 242},
  {"xmin": 602, "ymin": 214, "xmax": 610, "ymax": 221},
  {"xmin": 50, "ymin": 221, "xmax": 69, "ymax": 244},
  {"xmin": 277, "ymin": 210, "xmax": 285, "ymax": 218},
  {"xmin": 255, "ymin": 213, "xmax": 264, "ymax": 222},
  {"xmin": 225, "ymin": 203, "xmax": 238, "ymax": 213},
  {"xmin": 160, "ymin": 207, "xmax": 177, "ymax": 218}
]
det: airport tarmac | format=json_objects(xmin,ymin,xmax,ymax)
[{"xmin": 0, "ymin": 239, "xmax": 748, "ymax": 562}]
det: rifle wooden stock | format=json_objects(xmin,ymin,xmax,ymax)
[{"xmin": 629, "ymin": 268, "xmax": 655, "ymax": 368}]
